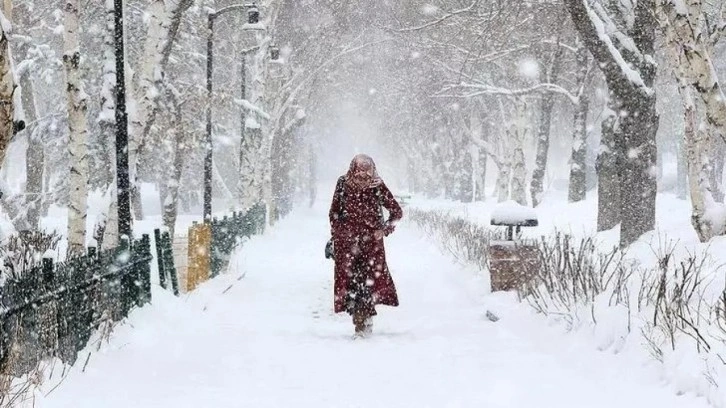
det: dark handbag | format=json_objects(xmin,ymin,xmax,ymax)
[{"xmin": 325, "ymin": 239, "xmax": 334, "ymax": 259}]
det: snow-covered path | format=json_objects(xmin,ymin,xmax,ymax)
[{"xmin": 39, "ymin": 205, "xmax": 709, "ymax": 408}]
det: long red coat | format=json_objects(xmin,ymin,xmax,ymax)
[{"xmin": 329, "ymin": 176, "xmax": 403, "ymax": 314}]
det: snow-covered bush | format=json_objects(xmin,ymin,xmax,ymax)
[
  {"xmin": 0, "ymin": 230, "xmax": 61, "ymax": 282},
  {"xmin": 410, "ymin": 207, "xmax": 726, "ymax": 404}
]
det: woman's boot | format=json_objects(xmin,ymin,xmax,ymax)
[
  {"xmin": 363, "ymin": 317, "xmax": 373, "ymax": 335},
  {"xmin": 353, "ymin": 311, "xmax": 366, "ymax": 336}
]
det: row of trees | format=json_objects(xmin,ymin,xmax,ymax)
[
  {"xmin": 0, "ymin": 0, "xmax": 372, "ymax": 252},
  {"xmin": 304, "ymin": 0, "xmax": 725, "ymax": 247},
  {"xmin": 0, "ymin": 0, "xmax": 723, "ymax": 250}
]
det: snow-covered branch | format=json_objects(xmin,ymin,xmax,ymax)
[
  {"xmin": 438, "ymin": 82, "xmax": 579, "ymax": 104},
  {"xmin": 396, "ymin": 1, "xmax": 479, "ymax": 32},
  {"xmin": 564, "ymin": 0, "xmax": 653, "ymax": 94}
]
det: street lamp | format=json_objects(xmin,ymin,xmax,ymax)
[
  {"xmin": 269, "ymin": 45, "xmax": 280, "ymax": 61},
  {"xmin": 204, "ymin": 3, "xmax": 264, "ymax": 221}
]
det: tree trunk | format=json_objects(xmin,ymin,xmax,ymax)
[
  {"xmin": 63, "ymin": 0, "xmax": 89, "ymax": 254},
  {"xmin": 568, "ymin": 43, "xmax": 591, "ymax": 203},
  {"xmin": 530, "ymin": 51, "xmax": 562, "ymax": 207},
  {"xmin": 709, "ymin": 138, "xmax": 724, "ymax": 202},
  {"xmin": 495, "ymin": 154, "xmax": 511, "ymax": 202},
  {"xmin": 0, "ymin": 14, "xmax": 15, "ymax": 171},
  {"xmin": 469, "ymin": 105, "xmax": 487, "ymax": 201},
  {"xmin": 569, "ymin": 94, "xmax": 589, "ymax": 202},
  {"xmin": 658, "ymin": 0, "xmax": 726, "ymax": 198},
  {"xmin": 510, "ymin": 103, "xmax": 528, "ymax": 206},
  {"xmin": 615, "ymin": 89, "xmax": 658, "ymax": 247},
  {"xmin": 21, "ymin": 72, "xmax": 42, "ymax": 230},
  {"xmin": 128, "ymin": 0, "xmax": 194, "ymax": 221},
  {"xmin": 461, "ymin": 143, "xmax": 474, "ymax": 203},
  {"xmin": 566, "ymin": 0, "xmax": 658, "ymax": 247},
  {"xmin": 96, "ymin": 0, "xmax": 117, "ymax": 247},
  {"xmin": 676, "ymin": 135, "xmax": 688, "ymax": 199},
  {"xmin": 162, "ymin": 129, "xmax": 184, "ymax": 239},
  {"xmin": 597, "ymin": 107, "xmax": 621, "ymax": 231}
]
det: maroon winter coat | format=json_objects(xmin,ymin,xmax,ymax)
[{"xmin": 329, "ymin": 171, "xmax": 403, "ymax": 314}]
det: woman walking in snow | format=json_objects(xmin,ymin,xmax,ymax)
[{"xmin": 329, "ymin": 154, "xmax": 403, "ymax": 337}]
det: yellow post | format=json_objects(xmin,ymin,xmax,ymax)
[{"xmin": 186, "ymin": 222, "xmax": 211, "ymax": 292}]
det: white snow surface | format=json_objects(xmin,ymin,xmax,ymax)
[{"xmin": 36, "ymin": 199, "xmax": 709, "ymax": 408}]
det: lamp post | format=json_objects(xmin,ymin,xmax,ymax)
[
  {"xmin": 114, "ymin": 0, "xmax": 131, "ymax": 239},
  {"xmin": 205, "ymin": 3, "xmax": 263, "ymax": 221}
]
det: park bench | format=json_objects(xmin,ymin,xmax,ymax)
[{"xmin": 488, "ymin": 201, "xmax": 540, "ymax": 293}]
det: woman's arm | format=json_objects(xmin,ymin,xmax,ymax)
[
  {"xmin": 329, "ymin": 176, "xmax": 345, "ymax": 234},
  {"xmin": 379, "ymin": 182, "xmax": 402, "ymax": 235}
]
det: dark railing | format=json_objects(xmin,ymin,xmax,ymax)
[
  {"xmin": 154, "ymin": 229, "xmax": 180, "ymax": 296},
  {"xmin": 0, "ymin": 235, "xmax": 152, "ymax": 375},
  {"xmin": 210, "ymin": 203, "xmax": 266, "ymax": 277}
]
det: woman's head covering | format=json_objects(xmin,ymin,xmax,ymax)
[{"xmin": 346, "ymin": 154, "xmax": 382, "ymax": 190}]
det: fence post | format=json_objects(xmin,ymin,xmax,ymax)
[
  {"xmin": 40, "ymin": 258, "xmax": 56, "ymax": 362},
  {"xmin": 139, "ymin": 234, "xmax": 152, "ymax": 305},
  {"xmin": 154, "ymin": 228, "xmax": 167, "ymax": 290},
  {"xmin": 162, "ymin": 231, "xmax": 180, "ymax": 296},
  {"xmin": 86, "ymin": 247, "xmax": 101, "ymax": 334},
  {"xmin": 118, "ymin": 236, "xmax": 133, "ymax": 317},
  {"xmin": 74, "ymin": 252, "xmax": 94, "ymax": 356}
]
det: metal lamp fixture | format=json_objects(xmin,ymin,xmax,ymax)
[{"xmin": 247, "ymin": 4, "xmax": 259, "ymax": 24}]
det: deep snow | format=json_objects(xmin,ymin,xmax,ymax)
[{"xmin": 34, "ymin": 198, "xmax": 709, "ymax": 408}]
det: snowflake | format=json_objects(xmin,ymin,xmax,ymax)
[{"xmin": 518, "ymin": 59, "xmax": 539, "ymax": 79}]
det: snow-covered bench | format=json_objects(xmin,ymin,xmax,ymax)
[{"xmin": 489, "ymin": 201, "xmax": 539, "ymax": 292}]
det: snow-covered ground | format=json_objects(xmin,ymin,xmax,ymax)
[
  {"xmin": 408, "ymin": 188, "xmax": 726, "ymax": 267},
  {"xmin": 35, "ymin": 196, "xmax": 710, "ymax": 408}
]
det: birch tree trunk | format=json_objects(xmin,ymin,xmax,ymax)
[
  {"xmin": 98, "ymin": 184, "xmax": 119, "ymax": 251},
  {"xmin": 657, "ymin": 0, "xmax": 726, "ymax": 143},
  {"xmin": 530, "ymin": 49, "xmax": 563, "ymax": 207},
  {"xmin": 510, "ymin": 103, "xmax": 529, "ymax": 206},
  {"xmin": 239, "ymin": 45, "xmax": 267, "ymax": 212},
  {"xmin": 676, "ymin": 136, "xmax": 688, "ymax": 199},
  {"xmin": 21, "ymin": 62, "xmax": 41, "ymax": 230},
  {"xmin": 469, "ymin": 105, "xmax": 487, "ymax": 202},
  {"xmin": 10, "ymin": 1, "xmax": 44, "ymax": 230},
  {"xmin": 97, "ymin": 0, "xmax": 118, "ymax": 248},
  {"xmin": 495, "ymin": 154, "xmax": 511, "ymax": 203},
  {"xmin": 0, "ymin": 11, "xmax": 16, "ymax": 171},
  {"xmin": 162, "ymin": 127, "xmax": 184, "ymax": 239},
  {"xmin": 99, "ymin": 0, "xmax": 116, "ymax": 181},
  {"xmin": 709, "ymin": 139, "xmax": 724, "ymax": 202},
  {"xmin": 657, "ymin": 0, "xmax": 726, "ymax": 239},
  {"xmin": 128, "ymin": 0, "xmax": 194, "ymax": 220},
  {"xmin": 684, "ymin": 90, "xmax": 720, "ymax": 240},
  {"xmin": 249, "ymin": 1, "xmax": 286, "ymax": 223},
  {"xmin": 63, "ymin": 0, "xmax": 89, "ymax": 254}
]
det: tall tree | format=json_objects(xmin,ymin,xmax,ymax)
[
  {"xmin": 63, "ymin": 0, "xmax": 89, "ymax": 253},
  {"xmin": 568, "ymin": 42, "xmax": 592, "ymax": 203},
  {"xmin": 565, "ymin": 0, "xmax": 659, "ymax": 247},
  {"xmin": 657, "ymin": 0, "xmax": 726, "ymax": 240},
  {"xmin": 128, "ymin": 0, "xmax": 194, "ymax": 220},
  {"xmin": 0, "ymin": 8, "xmax": 16, "ymax": 173}
]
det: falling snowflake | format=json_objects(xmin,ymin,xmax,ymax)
[
  {"xmin": 421, "ymin": 4, "xmax": 439, "ymax": 15},
  {"xmin": 518, "ymin": 59, "xmax": 539, "ymax": 79}
]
